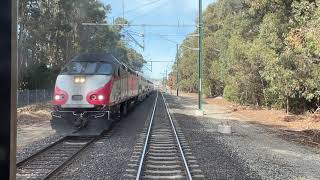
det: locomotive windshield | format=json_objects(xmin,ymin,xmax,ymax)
[{"xmin": 61, "ymin": 61, "xmax": 112, "ymax": 75}]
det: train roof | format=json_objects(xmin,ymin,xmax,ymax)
[
  {"xmin": 71, "ymin": 53, "xmax": 121, "ymax": 65},
  {"xmin": 71, "ymin": 52, "xmax": 137, "ymax": 73},
  {"xmin": 70, "ymin": 53, "xmax": 149, "ymax": 78}
]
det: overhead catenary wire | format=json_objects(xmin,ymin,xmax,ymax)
[
  {"xmin": 128, "ymin": 0, "xmax": 171, "ymax": 22},
  {"xmin": 82, "ymin": 22, "xmax": 197, "ymax": 27},
  {"xmin": 122, "ymin": 0, "xmax": 161, "ymax": 16},
  {"xmin": 111, "ymin": 0, "xmax": 162, "ymax": 19},
  {"xmin": 151, "ymin": 32, "xmax": 199, "ymax": 51}
]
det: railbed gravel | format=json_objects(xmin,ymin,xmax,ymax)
[
  {"xmin": 16, "ymin": 133, "xmax": 63, "ymax": 163},
  {"xmin": 51, "ymin": 93, "xmax": 157, "ymax": 179},
  {"xmin": 164, "ymin": 93, "xmax": 320, "ymax": 180}
]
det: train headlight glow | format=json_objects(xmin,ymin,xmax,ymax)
[
  {"xmin": 90, "ymin": 94, "xmax": 104, "ymax": 101},
  {"xmin": 98, "ymin": 95, "xmax": 104, "ymax": 100},
  {"xmin": 74, "ymin": 77, "xmax": 86, "ymax": 84},
  {"xmin": 80, "ymin": 77, "xmax": 86, "ymax": 83},
  {"xmin": 54, "ymin": 94, "xmax": 64, "ymax": 100}
]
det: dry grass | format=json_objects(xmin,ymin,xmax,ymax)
[
  {"xmin": 17, "ymin": 103, "xmax": 52, "ymax": 124},
  {"xmin": 176, "ymin": 91, "xmax": 320, "ymax": 145},
  {"xmin": 177, "ymin": 91, "xmax": 320, "ymax": 131}
]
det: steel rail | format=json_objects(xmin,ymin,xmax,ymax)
[
  {"xmin": 135, "ymin": 91, "xmax": 159, "ymax": 180},
  {"xmin": 161, "ymin": 92, "xmax": 193, "ymax": 180},
  {"xmin": 16, "ymin": 136, "xmax": 67, "ymax": 167},
  {"xmin": 43, "ymin": 137, "xmax": 97, "ymax": 179},
  {"xmin": 17, "ymin": 132, "xmax": 110, "ymax": 179}
]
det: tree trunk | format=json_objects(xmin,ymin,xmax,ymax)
[{"xmin": 286, "ymin": 96, "xmax": 289, "ymax": 115}]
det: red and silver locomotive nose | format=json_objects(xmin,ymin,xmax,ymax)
[
  {"xmin": 53, "ymin": 86, "xmax": 68, "ymax": 105},
  {"xmin": 53, "ymin": 75, "xmax": 112, "ymax": 108},
  {"xmin": 86, "ymin": 79, "xmax": 113, "ymax": 106}
]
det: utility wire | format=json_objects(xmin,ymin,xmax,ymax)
[
  {"xmin": 148, "ymin": 32, "xmax": 199, "ymax": 51},
  {"xmin": 145, "ymin": 33, "xmax": 198, "ymax": 37},
  {"xmin": 114, "ymin": 0, "xmax": 161, "ymax": 18},
  {"xmin": 82, "ymin": 22, "xmax": 197, "ymax": 27},
  {"xmin": 128, "ymin": 0, "xmax": 171, "ymax": 22}
]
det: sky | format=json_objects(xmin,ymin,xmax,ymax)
[{"xmin": 101, "ymin": 0, "xmax": 215, "ymax": 80}]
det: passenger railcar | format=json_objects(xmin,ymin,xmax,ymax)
[{"xmin": 51, "ymin": 53, "xmax": 153, "ymax": 134}]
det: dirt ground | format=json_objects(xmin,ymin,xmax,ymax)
[
  {"xmin": 17, "ymin": 104, "xmax": 55, "ymax": 150},
  {"xmin": 178, "ymin": 92, "xmax": 320, "ymax": 130},
  {"xmin": 174, "ymin": 91, "xmax": 320, "ymax": 145}
]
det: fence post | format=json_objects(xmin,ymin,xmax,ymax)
[
  {"xmin": 35, "ymin": 89, "xmax": 37, "ymax": 104},
  {"xmin": 27, "ymin": 89, "xmax": 30, "ymax": 105},
  {"xmin": 42, "ymin": 89, "xmax": 44, "ymax": 103}
]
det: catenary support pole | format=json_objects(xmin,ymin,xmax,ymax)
[
  {"xmin": 176, "ymin": 44, "xmax": 179, "ymax": 97},
  {"xmin": 198, "ymin": 0, "xmax": 203, "ymax": 111},
  {"xmin": 165, "ymin": 68, "xmax": 168, "ymax": 93}
]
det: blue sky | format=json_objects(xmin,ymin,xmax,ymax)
[{"xmin": 100, "ymin": 0, "xmax": 215, "ymax": 80}]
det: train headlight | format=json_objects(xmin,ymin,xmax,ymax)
[
  {"xmin": 80, "ymin": 77, "xmax": 86, "ymax": 83},
  {"xmin": 98, "ymin": 95, "xmax": 104, "ymax": 100},
  {"xmin": 74, "ymin": 77, "xmax": 80, "ymax": 83},
  {"xmin": 74, "ymin": 76, "xmax": 86, "ymax": 84},
  {"xmin": 54, "ymin": 94, "xmax": 64, "ymax": 100},
  {"xmin": 90, "ymin": 94, "xmax": 104, "ymax": 101}
]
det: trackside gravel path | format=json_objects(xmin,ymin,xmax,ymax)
[{"xmin": 164, "ymin": 93, "xmax": 320, "ymax": 180}]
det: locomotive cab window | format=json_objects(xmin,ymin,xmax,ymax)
[
  {"xmin": 61, "ymin": 62, "xmax": 112, "ymax": 75},
  {"xmin": 97, "ymin": 63, "xmax": 113, "ymax": 75}
]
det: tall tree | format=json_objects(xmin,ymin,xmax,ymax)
[
  {"xmin": 18, "ymin": 0, "xmax": 146, "ymax": 89},
  {"xmin": 170, "ymin": 0, "xmax": 320, "ymax": 113}
]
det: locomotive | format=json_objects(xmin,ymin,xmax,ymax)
[{"xmin": 51, "ymin": 53, "xmax": 153, "ymax": 135}]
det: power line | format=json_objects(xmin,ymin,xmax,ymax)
[
  {"xmin": 82, "ymin": 23, "xmax": 197, "ymax": 27},
  {"xmin": 125, "ymin": 31, "xmax": 144, "ymax": 49},
  {"xmin": 150, "ymin": 32, "xmax": 199, "ymax": 51},
  {"xmin": 146, "ymin": 33, "xmax": 199, "ymax": 37},
  {"xmin": 125, "ymin": 30, "xmax": 144, "ymax": 37},
  {"xmin": 128, "ymin": 0, "xmax": 171, "ymax": 22},
  {"xmin": 120, "ymin": 0, "xmax": 161, "ymax": 16}
]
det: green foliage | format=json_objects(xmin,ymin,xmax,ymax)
[
  {"xmin": 170, "ymin": 0, "xmax": 320, "ymax": 113},
  {"xmin": 223, "ymin": 85, "xmax": 240, "ymax": 103},
  {"xmin": 292, "ymin": 0, "xmax": 317, "ymax": 26},
  {"xmin": 20, "ymin": 63, "xmax": 60, "ymax": 90},
  {"xmin": 18, "ymin": 0, "xmax": 145, "ymax": 89}
]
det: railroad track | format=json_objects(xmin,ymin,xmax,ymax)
[
  {"xmin": 124, "ymin": 92, "xmax": 204, "ymax": 179},
  {"xmin": 16, "ymin": 130, "xmax": 112, "ymax": 179}
]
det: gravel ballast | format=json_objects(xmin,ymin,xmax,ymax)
[
  {"xmin": 53, "ymin": 93, "xmax": 157, "ymax": 179},
  {"xmin": 164, "ymin": 93, "xmax": 320, "ymax": 180},
  {"xmin": 17, "ymin": 134, "xmax": 63, "ymax": 163},
  {"xmin": 17, "ymin": 103, "xmax": 63, "ymax": 163}
]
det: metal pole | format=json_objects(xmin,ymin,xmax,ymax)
[
  {"xmin": 176, "ymin": 44, "xmax": 179, "ymax": 97},
  {"xmin": 122, "ymin": 0, "xmax": 125, "ymax": 19},
  {"xmin": 165, "ymin": 68, "xmax": 168, "ymax": 93},
  {"xmin": 198, "ymin": 0, "xmax": 203, "ymax": 111}
]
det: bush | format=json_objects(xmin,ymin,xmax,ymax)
[
  {"xmin": 223, "ymin": 85, "xmax": 239, "ymax": 103},
  {"xmin": 20, "ymin": 63, "xmax": 60, "ymax": 90}
]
